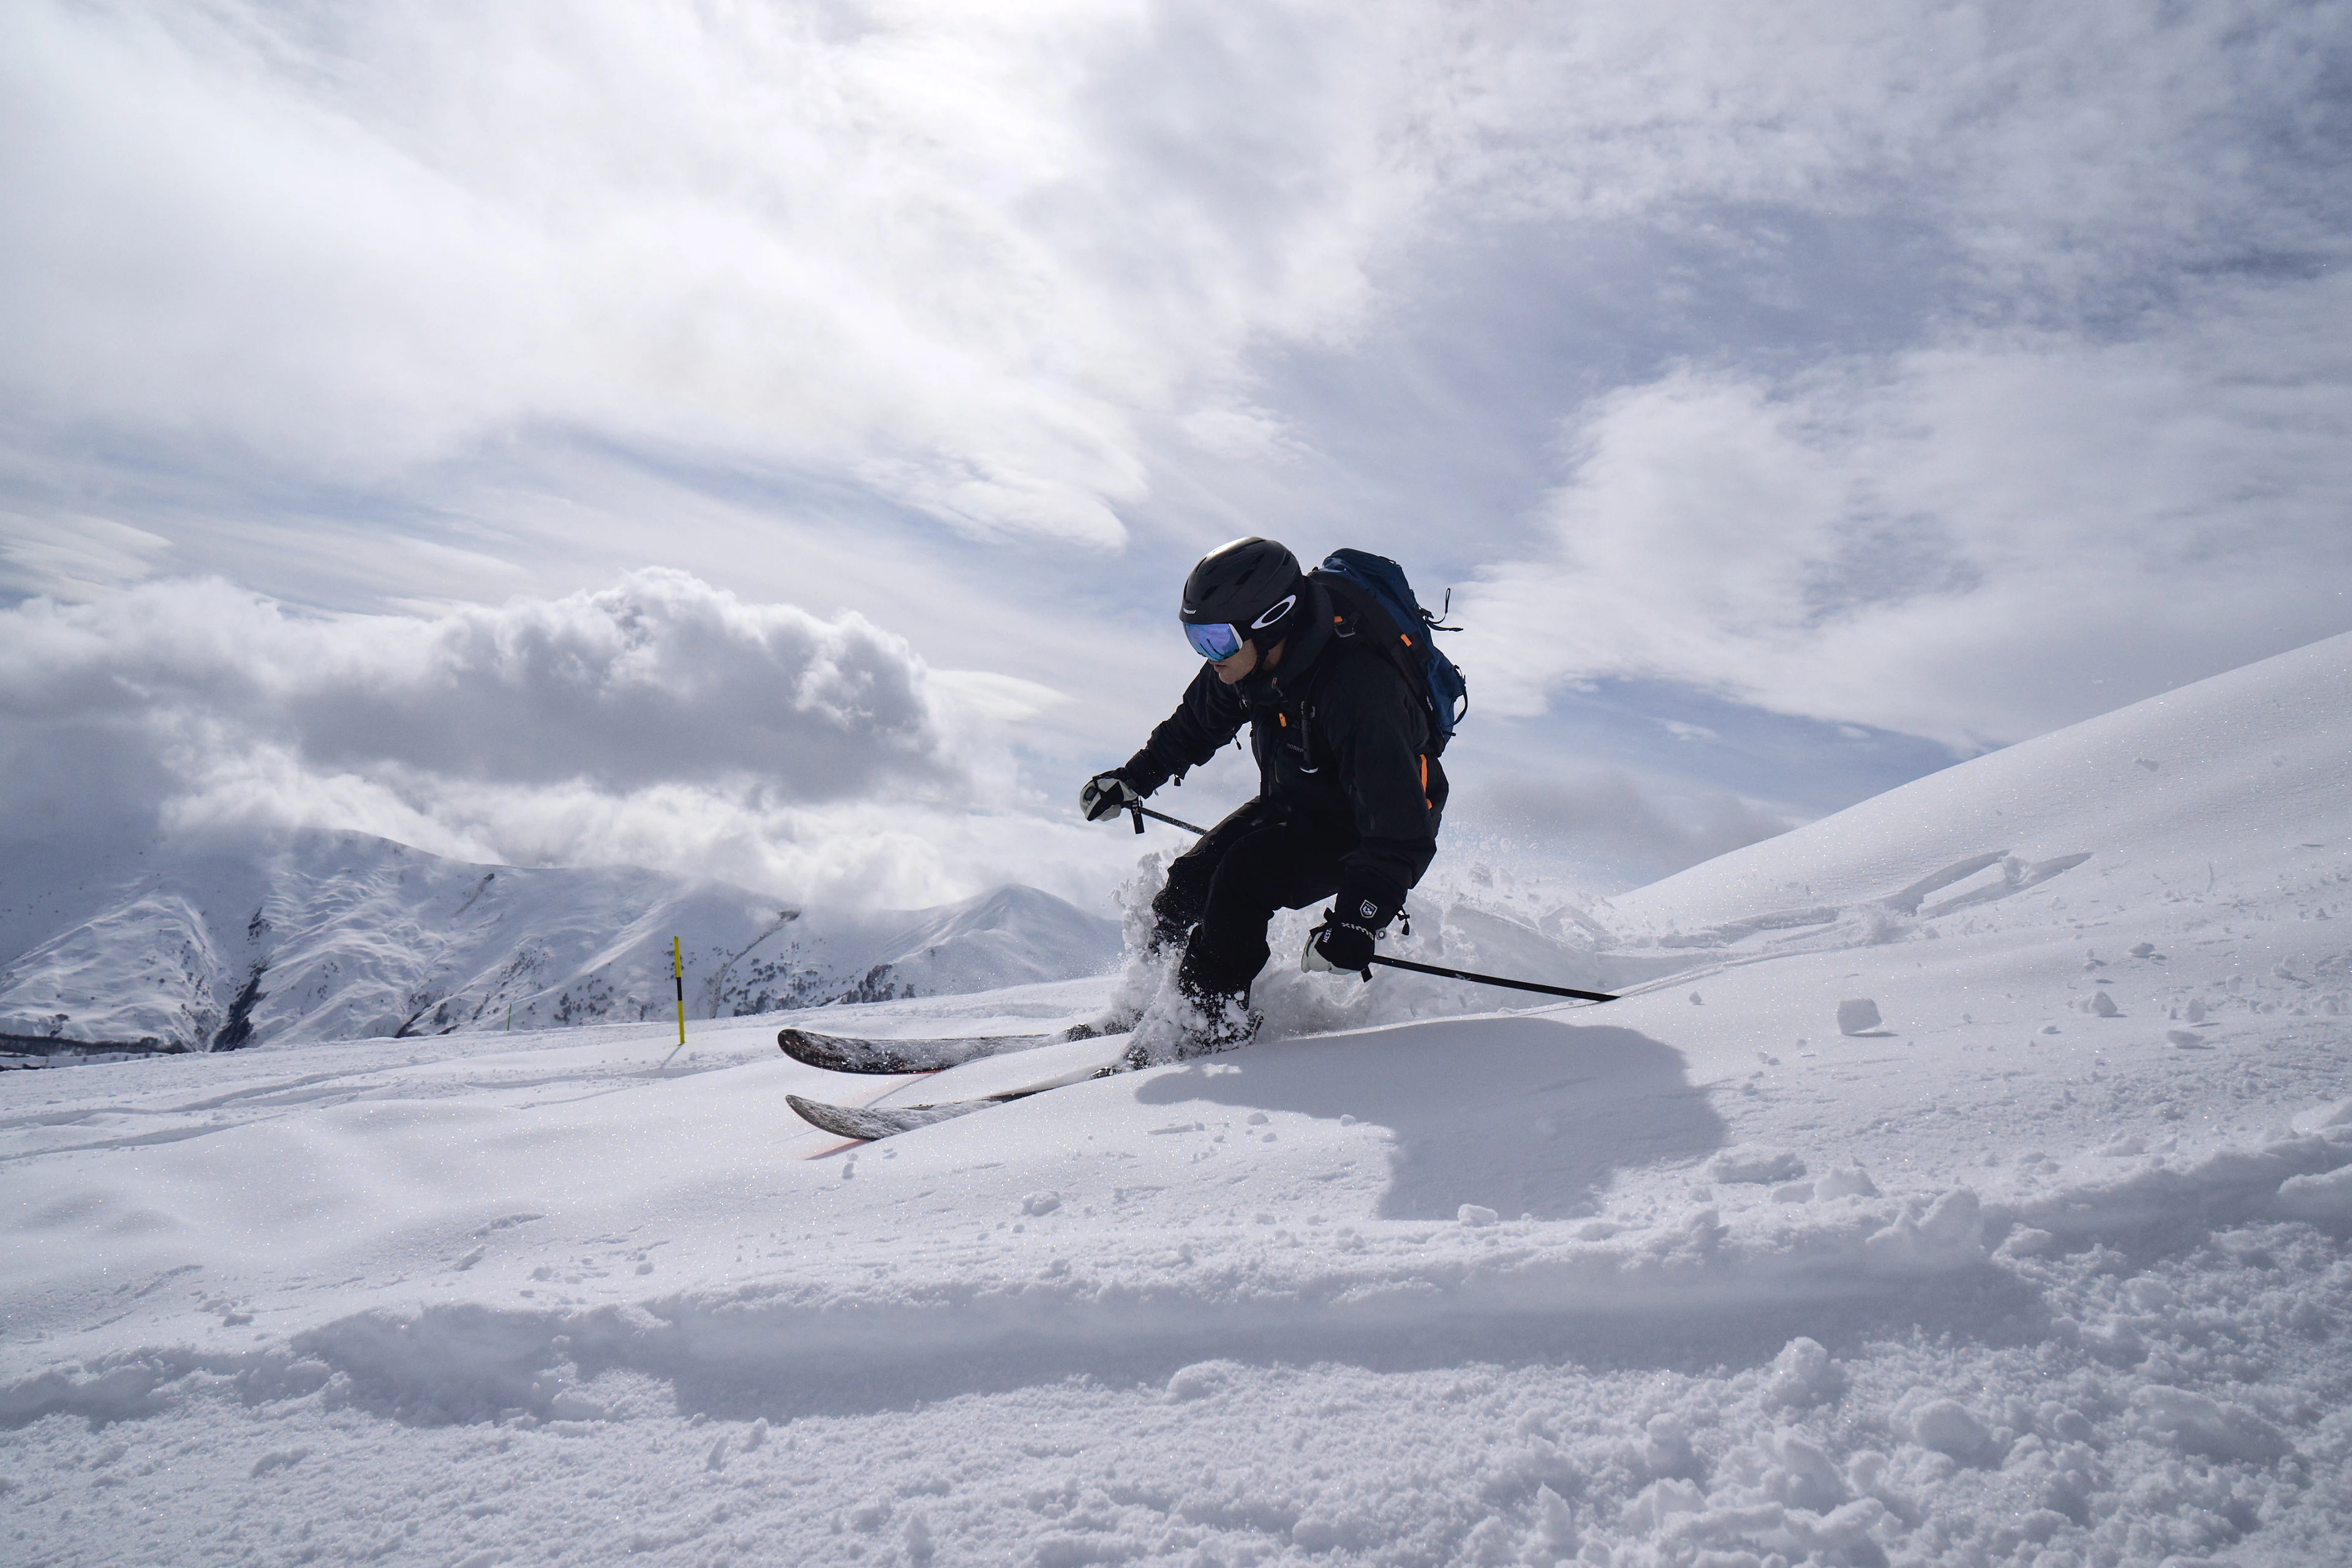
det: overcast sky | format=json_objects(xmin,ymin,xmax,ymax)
[{"xmin": 4, "ymin": 0, "xmax": 2347, "ymax": 910}]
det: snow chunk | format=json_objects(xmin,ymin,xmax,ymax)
[
  {"xmin": 2132, "ymin": 1387, "xmax": 2289, "ymax": 1461},
  {"xmin": 1624, "ymin": 1476, "xmax": 1703, "ymax": 1531},
  {"xmin": 2089, "ymin": 990, "xmax": 2120, "ymax": 1017},
  {"xmin": 2277, "ymin": 1166, "xmax": 2352, "ymax": 1219},
  {"xmin": 1708, "ymin": 1148, "xmax": 1807, "ymax": 1184},
  {"xmin": 2293, "ymin": 1098, "xmax": 2352, "ymax": 1133},
  {"xmin": 1836, "ymin": 998, "xmax": 1883, "ymax": 1035},
  {"xmin": 1765, "ymin": 1336, "xmax": 1841, "ymax": 1408},
  {"xmin": 1642, "ymin": 1416, "xmax": 1700, "ymax": 1480},
  {"xmin": 1021, "ymin": 1192, "xmax": 1061, "ymax": 1216},
  {"xmin": 1457, "ymin": 1204, "xmax": 1498, "ymax": 1227},
  {"xmin": 1866, "ymin": 1188, "xmax": 1984, "ymax": 1266},
  {"xmin": 547, "ymin": 1390, "xmax": 605, "ymax": 1422},
  {"xmin": 1814, "ymin": 1166, "xmax": 1880, "ymax": 1200},
  {"xmin": 1165, "ymin": 1361, "xmax": 1242, "ymax": 1401},
  {"xmin": 2000, "ymin": 1227, "xmax": 2060, "ymax": 1259},
  {"xmin": 1907, "ymin": 1398, "xmax": 1990, "ymax": 1459},
  {"xmin": 1530, "ymin": 1483, "xmax": 1578, "ymax": 1559}
]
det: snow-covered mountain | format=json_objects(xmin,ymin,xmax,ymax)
[{"xmin": 0, "ymin": 832, "xmax": 1120, "ymax": 1055}]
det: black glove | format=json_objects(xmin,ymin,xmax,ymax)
[
  {"xmin": 1080, "ymin": 771, "xmax": 1142, "ymax": 822},
  {"xmin": 1080, "ymin": 748, "xmax": 1175, "ymax": 823},
  {"xmin": 1303, "ymin": 914, "xmax": 1377, "ymax": 978},
  {"xmin": 1330, "ymin": 867, "xmax": 1406, "ymax": 935}
]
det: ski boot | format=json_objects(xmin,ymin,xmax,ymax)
[{"xmin": 1118, "ymin": 989, "xmax": 1260, "ymax": 1070}]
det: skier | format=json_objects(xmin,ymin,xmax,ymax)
[{"xmin": 1081, "ymin": 537, "xmax": 1448, "ymax": 1055}]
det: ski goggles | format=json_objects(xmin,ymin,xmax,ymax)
[
  {"xmin": 1182, "ymin": 593, "xmax": 1297, "ymax": 663},
  {"xmin": 1183, "ymin": 620, "xmax": 1245, "ymax": 662}
]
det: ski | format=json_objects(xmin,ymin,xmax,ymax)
[
  {"xmin": 788, "ymin": 1061, "xmax": 1114, "ymax": 1142},
  {"xmin": 776, "ymin": 1021, "xmax": 1120, "ymax": 1074}
]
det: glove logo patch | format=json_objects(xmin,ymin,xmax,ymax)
[{"xmin": 1360, "ymin": 900, "xmax": 1378, "ymax": 919}]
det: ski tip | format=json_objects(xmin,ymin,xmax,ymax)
[{"xmin": 786, "ymin": 1092, "xmax": 876, "ymax": 1141}]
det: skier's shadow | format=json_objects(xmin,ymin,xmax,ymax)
[{"xmin": 1134, "ymin": 1015, "xmax": 1726, "ymax": 1221}]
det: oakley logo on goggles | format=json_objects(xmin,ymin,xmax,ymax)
[{"xmin": 1184, "ymin": 594, "xmax": 1296, "ymax": 662}]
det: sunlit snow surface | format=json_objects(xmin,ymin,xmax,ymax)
[{"xmin": 7, "ymin": 632, "xmax": 2352, "ymax": 1566}]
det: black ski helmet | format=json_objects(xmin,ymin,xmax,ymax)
[{"xmin": 1180, "ymin": 537, "xmax": 1307, "ymax": 655}]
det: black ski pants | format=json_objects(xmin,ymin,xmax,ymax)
[{"xmin": 1152, "ymin": 802, "xmax": 1355, "ymax": 1006}]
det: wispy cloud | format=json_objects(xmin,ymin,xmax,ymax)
[
  {"xmin": 1, "ymin": 0, "xmax": 1425, "ymax": 550},
  {"xmin": 1460, "ymin": 276, "xmax": 2352, "ymax": 747}
]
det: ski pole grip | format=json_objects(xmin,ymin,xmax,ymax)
[{"xmin": 1128, "ymin": 802, "xmax": 1145, "ymax": 834}]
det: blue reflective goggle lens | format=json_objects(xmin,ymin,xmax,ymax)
[{"xmin": 1185, "ymin": 619, "xmax": 1244, "ymax": 662}]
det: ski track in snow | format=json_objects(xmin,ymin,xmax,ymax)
[{"xmin": 5, "ymin": 632, "xmax": 2352, "ymax": 1566}]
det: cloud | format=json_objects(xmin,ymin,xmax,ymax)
[
  {"xmin": 6, "ymin": 568, "xmax": 949, "ymax": 791},
  {"xmin": 1458, "ymin": 270, "xmax": 2352, "ymax": 748},
  {"xmin": 1458, "ymin": 768, "xmax": 1795, "ymax": 890},
  {"xmin": 0, "ymin": 0, "xmax": 1426, "ymax": 549},
  {"xmin": 0, "ymin": 512, "xmax": 176, "ymax": 602},
  {"xmin": 0, "ymin": 570, "xmax": 1150, "ymax": 907},
  {"xmin": 1432, "ymin": 0, "xmax": 2351, "ymax": 312}
]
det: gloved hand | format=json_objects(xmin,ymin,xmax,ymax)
[
  {"xmin": 1329, "ymin": 869, "xmax": 1404, "ymax": 938},
  {"xmin": 1080, "ymin": 770, "xmax": 1144, "ymax": 823},
  {"xmin": 1081, "ymin": 749, "xmax": 1175, "ymax": 823},
  {"xmin": 1302, "ymin": 913, "xmax": 1377, "ymax": 978}
]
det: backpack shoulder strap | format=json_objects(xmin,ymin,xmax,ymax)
[{"xmin": 1312, "ymin": 570, "xmax": 1423, "ymax": 698}]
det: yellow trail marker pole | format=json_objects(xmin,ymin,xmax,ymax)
[{"xmin": 659, "ymin": 936, "xmax": 687, "ymax": 1071}]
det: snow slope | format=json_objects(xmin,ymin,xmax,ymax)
[
  {"xmin": 1609, "ymin": 620, "xmax": 2350, "ymax": 948},
  {"xmin": 4, "ymin": 630, "xmax": 2351, "ymax": 1567},
  {"xmin": 0, "ymin": 832, "xmax": 1121, "ymax": 1054}
]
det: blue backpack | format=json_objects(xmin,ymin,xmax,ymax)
[{"xmin": 1310, "ymin": 548, "xmax": 1468, "ymax": 756}]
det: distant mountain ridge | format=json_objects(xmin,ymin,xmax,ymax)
[{"xmin": 0, "ymin": 832, "xmax": 1122, "ymax": 1055}]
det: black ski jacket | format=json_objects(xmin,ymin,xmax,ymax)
[{"xmin": 1122, "ymin": 579, "xmax": 1447, "ymax": 920}]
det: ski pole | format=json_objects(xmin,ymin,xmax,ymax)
[
  {"xmin": 1366, "ymin": 954, "xmax": 1615, "ymax": 1003},
  {"xmin": 1125, "ymin": 802, "xmax": 1212, "ymax": 836}
]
